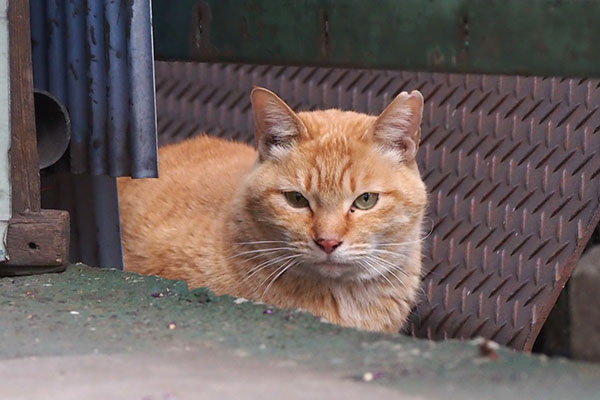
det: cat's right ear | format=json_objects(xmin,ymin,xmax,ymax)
[
  {"xmin": 251, "ymin": 87, "xmax": 307, "ymax": 161},
  {"xmin": 372, "ymin": 90, "xmax": 424, "ymax": 163}
]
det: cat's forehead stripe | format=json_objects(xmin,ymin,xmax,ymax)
[
  {"xmin": 304, "ymin": 169, "xmax": 313, "ymax": 192},
  {"xmin": 339, "ymin": 157, "xmax": 353, "ymax": 184},
  {"xmin": 288, "ymin": 110, "xmax": 410, "ymax": 198},
  {"xmin": 303, "ymin": 155, "xmax": 358, "ymax": 201}
]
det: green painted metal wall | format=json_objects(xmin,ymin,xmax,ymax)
[{"xmin": 153, "ymin": 0, "xmax": 600, "ymax": 78}]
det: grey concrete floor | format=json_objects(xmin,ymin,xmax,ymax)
[
  {"xmin": 1, "ymin": 350, "xmax": 416, "ymax": 400},
  {"xmin": 1, "ymin": 264, "xmax": 600, "ymax": 400}
]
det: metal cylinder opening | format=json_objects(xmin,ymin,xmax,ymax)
[{"xmin": 34, "ymin": 89, "xmax": 71, "ymax": 169}]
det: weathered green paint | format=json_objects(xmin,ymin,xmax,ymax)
[
  {"xmin": 153, "ymin": 0, "xmax": 600, "ymax": 78},
  {"xmin": 2, "ymin": 264, "xmax": 600, "ymax": 399},
  {"xmin": 0, "ymin": 0, "xmax": 10, "ymax": 261}
]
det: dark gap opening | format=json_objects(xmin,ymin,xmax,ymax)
[{"xmin": 532, "ymin": 223, "xmax": 600, "ymax": 361}]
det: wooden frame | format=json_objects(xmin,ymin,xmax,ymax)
[{"xmin": 0, "ymin": 0, "xmax": 69, "ymax": 274}]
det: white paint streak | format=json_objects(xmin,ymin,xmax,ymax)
[{"xmin": 0, "ymin": 0, "xmax": 11, "ymax": 261}]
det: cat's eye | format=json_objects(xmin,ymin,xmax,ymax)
[
  {"xmin": 352, "ymin": 193, "xmax": 379, "ymax": 210},
  {"xmin": 284, "ymin": 191, "xmax": 310, "ymax": 208}
]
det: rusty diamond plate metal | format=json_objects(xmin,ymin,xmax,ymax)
[{"xmin": 155, "ymin": 62, "xmax": 600, "ymax": 351}]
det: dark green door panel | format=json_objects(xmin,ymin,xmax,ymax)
[{"xmin": 153, "ymin": 0, "xmax": 600, "ymax": 78}]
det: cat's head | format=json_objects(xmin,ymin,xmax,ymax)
[{"xmin": 239, "ymin": 87, "xmax": 427, "ymax": 282}]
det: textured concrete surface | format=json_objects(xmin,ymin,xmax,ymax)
[
  {"xmin": 0, "ymin": 351, "xmax": 413, "ymax": 400},
  {"xmin": 1, "ymin": 264, "xmax": 600, "ymax": 399}
]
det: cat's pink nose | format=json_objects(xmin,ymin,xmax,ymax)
[{"xmin": 315, "ymin": 238, "xmax": 342, "ymax": 254}]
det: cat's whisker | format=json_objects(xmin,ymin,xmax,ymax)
[
  {"xmin": 374, "ymin": 258, "xmax": 411, "ymax": 279},
  {"xmin": 348, "ymin": 243, "xmax": 370, "ymax": 247},
  {"xmin": 371, "ymin": 248, "xmax": 412, "ymax": 259},
  {"xmin": 368, "ymin": 262, "xmax": 410, "ymax": 292},
  {"xmin": 373, "ymin": 253, "xmax": 414, "ymax": 266},
  {"xmin": 423, "ymin": 217, "xmax": 435, "ymax": 240},
  {"xmin": 361, "ymin": 258, "xmax": 408, "ymax": 292},
  {"xmin": 354, "ymin": 260, "xmax": 371, "ymax": 278},
  {"xmin": 262, "ymin": 259, "xmax": 300, "ymax": 297},
  {"xmin": 247, "ymin": 265, "xmax": 289, "ymax": 296},
  {"xmin": 236, "ymin": 240, "xmax": 295, "ymax": 246},
  {"xmin": 366, "ymin": 254, "xmax": 427, "ymax": 299},
  {"xmin": 252, "ymin": 256, "xmax": 298, "ymax": 296},
  {"xmin": 244, "ymin": 253, "xmax": 303, "ymax": 282},
  {"xmin": 367, "ymin": 254, "xmax": 411, "ymax": 281},
  {"xmin": 354, "ymin": 249, "xmax": 412, "ymax": 283},
  {"xmin": 237, "ymin": 249, "xmax": 291, "ymax": 264},
  {"xmin": 371, "ymin": 247, "xmax": 411, "ymax": 255},
  {"xmin": 356, "ymin": 259, "xmax": 378, "ymax": 283},
  {"xmin": 244, "ymin": 255, "xmax": 289, "ymax": 279},
  {"xmin": 359, "ymin": 259, "xmax": 398, "ymax": 289},
  {"xmin": 377, "ymin": 239, "xmax": 427, "ymax": 247},
  {"xmin": 365, "ymin": 256, "xmax": 403, "ymax": 280},
  {"xmin": 246, "ymin": 261, "xmax": 303, "ymax": 295},
  {"xmin": 372, "ymin": 257, "xmax": 426, "ymax": 299},
  {"xmin": 242, "ymin": 251, "xmax": 284, "ymax": 263},
  {"xmin": 228, "ymin": 246, "xmax": 298, "ymax": 260},
  {"xmin": 344, "ymin": 251, "xmax": 374, "ymax": 259}
]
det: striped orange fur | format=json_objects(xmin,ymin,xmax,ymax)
[{"xmin": 118, "ymin": 87, "xmax": 427, "ymax": 333}]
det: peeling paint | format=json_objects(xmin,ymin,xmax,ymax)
[{"xmin": 0, "ymin": 0, "xmax": 11, "ymax": 261}]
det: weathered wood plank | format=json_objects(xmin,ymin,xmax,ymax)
[
  {"xmin": 4, "ymin": 209, "xmax": 69, "ymax": 267},
  {"xmin": 8, "ymin": 0, "xmax": 39, "ymax": 213},
  {"xmin": 1, "ymin": 0, "xmax": 71, "ymax": 273}
]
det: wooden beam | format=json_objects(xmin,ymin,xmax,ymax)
[
  {"xmin": 0, "ymin": 0, "xmax": 69, "ymax": 273},
  {"xmin": 5, "ymin": 210, "xmax": 69, "ymax": 267},
  {"xmin": 8, "ymin": 0, "xmax": 39, "ymax": 213}
]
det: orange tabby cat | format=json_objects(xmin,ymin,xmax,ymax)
[{"xmin": 118, "ymin": 87, "xmax": 427, "ymax": 333}]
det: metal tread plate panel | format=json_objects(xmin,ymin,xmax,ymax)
[{"xmin": 155, "ymin": 62, "xmax": 600, "ymax": 350}]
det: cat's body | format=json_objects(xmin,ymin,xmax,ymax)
[{"xmin": 119, "ymin": 89, "xmax": 427, "ymax": 333}]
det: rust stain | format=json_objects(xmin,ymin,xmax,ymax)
[{"xmin": 189, "ymin": 1, "xmax": 217, "ymax": 58}]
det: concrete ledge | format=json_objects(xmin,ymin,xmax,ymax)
[{"xmin": 1, "ymin": 264, "xmax": 600, "ymax": 399}]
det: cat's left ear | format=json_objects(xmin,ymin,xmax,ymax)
[
  {"xmin": 251, "ymin": 87, "xmax": 308, "ymax": 161},
  {"xmin": 372, "ymin": 90, "xmax": 424, "ymax": 162}
]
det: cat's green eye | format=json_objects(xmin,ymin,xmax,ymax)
[
  {"xmin": 352, "ymin": 193, "xmax": 379, "ymax": 210},
  {"xmin": 284, "ymin": 191, "xmax": 310, "ymax": 208}
]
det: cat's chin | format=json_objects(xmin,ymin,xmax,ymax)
[{"xmin": 300, "ymin": 262, "xmax": 365, "ymax": 280}]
